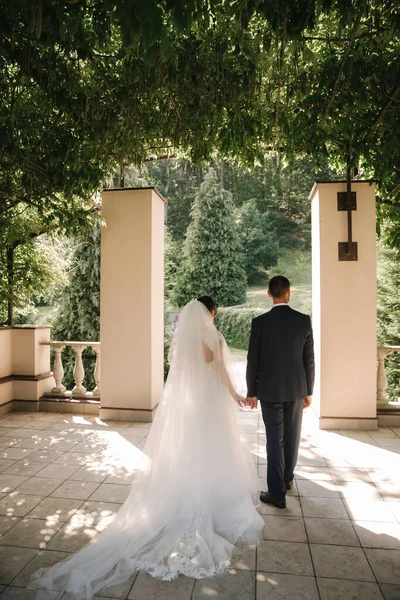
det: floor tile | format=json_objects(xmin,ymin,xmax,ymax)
[
  {"xmin": 0, "ymin": 460, "xmax": 16, "ymax": 473},
  {"xmin": 256, "ymin": 572, "xmax": 319, "ymax": 600},
  {"xmin": 376, "ymin": 484, "xmax": 400, "ymax": 502},
  {"xmin": 45, "ymin": 520, "xmax": 106, "ymax": 552},
  {"xmin": 3, "ymin": 429, "xmax": 43, "ymax": 439},
  {"xmin": 296, "ymin": 480, "xmax": 339, "ymax": 498},
  {"xmin": 337, "ymin": 481, "xmax": 383, "ymax": 500},
  {"xmin": 364, "ymin": 548, "xmax": 400, "ymax": 584},
  {"xmin": 68, "ymin": 465, "xmax": 111, "ymax": 483},
  {"xmin": 0, "ymin": 492, "xmax": 44, "ymax": 517},
  {"xmin": 14, "ymin": 478, "xmax": 62, "ymax": 497},
  {"xmin": 193, "ymin": 571, "xmax": 255, "ymax": 600},
  {"xmin": 257, "ymin": 540, "xmax": 313, "ymax": 575},
  {"xmin": 353, "ymin": 521, "xmax": 400, "ymax": 549},
  {"xmin": 0, "ymin": 587, "xmax": 62, "ymax": 599},
  {"xmin": 0, "ymin": 515, "xmax": 20, "ymax": 537},
  {"xmin": 305, "ymin": 517, "xmax": 360, "ymax": 546},
  {"xmin": 50, "ymin": 480, "xmax": 100, "ymax": 501},
  {"xmin": 379, "ymin": 583, "xmax": 400, "ymax": 600},
  {"xmin": 261, "ymin": 516, "xmax": 307, "ymax": 542},
  {"xmin": 88, "ymin": 484, "xmax": 130, "ymax": 504},
  {"xmin": 26, "ymin": 497, "xmax": 83, "ymax": 522},
  {"xmin": 2, "ymin": 460, "xmax": 49, "ymax": 477},
  {"xmin": 0, "ymin": 448, "xmax": 35, "ymax": 462},
  {"xmin": 25, "ymin": 450, "xmax": 63, "ymax": 463},
  {"xmin": 0, "ymin": 517, "xmax": 62, "ymax": 549},
  {"xmin": 329, "ymin": 467, "xmax": 371, "ymax": 482},
  {"xmin": 69, "ymin": 501, "xmax": 121, "ymax": 527},
  {"xmin": 387, "ymin": 502, "xmax": 400, "ymax": 523},
  {"xmin": 0, "ymin": 545, "xmax": 38, "ymax": 584},
  {"xmin": 53, "ymin": 453, "xmax": 92, "ymax": 466},
  {"xmin": 231, "ymin": 546, "xmax": 256, "ymax": 571},
  {"xmin": 11, "ymin": 549, "xmax": 71, "ymax": 588},
  {"xmin": 34, "ymin": 464, "xmax": 80, "ymax": 480},
  {"xmin": 367, "ymin": 470, "xmax": 400, "ymax": 485},
  {"xmin": 90, "ymin": 574, "xmax": 137, "ymax": 599},
  {"xmin": 300, "ymin": 497, "xmax": 349, "ymax": 519},
  {"xmin": 128, "ymin": 572, "xmax": 192, "ymax": 600},
  {"xmin": 295, "ymin": 467, "xmax": 333, "ymax": 481},
  {"xmin": 317, "ymin": 578, "xmax": 384, "ymax": 600},
  {"xmin": 344, "ymin": 500, "xmax": 397, "ymax": 522},
  {"xmin": 0, "ymin": 476, "xmax": 29, "ymax": 495},
  {"xmin": 310, "ymin": 544, "xmax": 375, "ymax": 581},
  {"xmin": 105, "ymin": 471, "xmax": 136, "ymax": 485}
]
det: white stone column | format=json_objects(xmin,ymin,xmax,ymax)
[
  {"xmin": 100, "ymin": 188, "xmax": 165, "ymax": 421},
  {"xmin": 311, "ymin": 181, "xmax": 377, "ymax": 430}
]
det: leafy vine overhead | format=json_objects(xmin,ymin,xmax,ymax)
[{"xmin": 1, "ymin": 0, "xmax": 399, "ymax": 213}]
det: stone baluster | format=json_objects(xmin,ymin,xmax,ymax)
[
  {"xmin": 377, "ymin": 348, "xmax": 390, "ymax": 405},
  {"xmin": 91, "ymin": 345, "xmax": 101, "ymax": 396},
  {"xmin": 51, "ymin": 344, "xmax": 66, "ymax": 393},
  {"xmin": 71, "ymin": 345, "xmax": 87, "ymax": 396},
  {"xmin": 377, "ymin": 346, "xmax": 400, "ymax": 406}
]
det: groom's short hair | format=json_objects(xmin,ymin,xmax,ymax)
[{"xmin": 269, "ymin": 276, "xmax": 290, "ymax": 298}]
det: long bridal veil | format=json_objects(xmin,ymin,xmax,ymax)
[{"xmin": 31, "ymin": 300, "xmax": 263, "ymax": 599}]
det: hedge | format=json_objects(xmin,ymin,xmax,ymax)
[{"xmin": 215, "ymin": 306, "xmax": 266, "ymax": 351}]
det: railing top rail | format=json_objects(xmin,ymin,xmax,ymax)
[
  {"xmin": 40, "ymin": 341, "xmax": 100, "ymax": 347},
  {"xmin": 378, "ymin": 345, "xmax": 400, "ymax": 351}
]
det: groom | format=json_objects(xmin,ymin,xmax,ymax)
[{"xmin": 246, "ymin": 276, "xmax": 315, "ymax": 509}]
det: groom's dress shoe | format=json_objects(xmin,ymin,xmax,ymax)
[
  {"xmin": 260, "ymin": 491, "xmax": 286, "ymax": 509},
  {"xmin": 285, "ymin": 480, "xmax": 293, "ymax": 491}
]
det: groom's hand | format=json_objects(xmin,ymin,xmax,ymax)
[
  {"xmin": 303, "ymin": 395, "xmax": 312, "ymax": 409},
  {"xmin": 246, "ymin": 396, "xmax": 258, "ymax": 409}
]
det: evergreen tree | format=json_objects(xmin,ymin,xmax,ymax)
[
  {"xmin": 235, "ymin": 200, "xmax": 279, "ymax": 283},
  {"xmin": 52, "ymin": 223, "xmax": 101, "ymax": 389},
  {"xmin": 174, "ymin": 169, "xmax": 247, "ymax": 307}
]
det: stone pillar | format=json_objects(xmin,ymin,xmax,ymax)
[
  {"xmin": 0, "ymin": 328, "xmax": 13, "ymax": 416},
  {"xmin": 311, "ymin": 181, "xmax": 377, "ymax": 430},
  {"xmin": 100, "ymin": 188, "xmax": 165, "ymax": 422}
]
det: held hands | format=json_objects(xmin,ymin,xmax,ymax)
[
  {"xmin": 235, "ymin": 394, "xmax": 248, "ymax": 408},
  {"xmin": 235, "ymin": 394, "xmax": 258, "ymax": 409},
  {"xmin": 303, "ymin": 395, "xmax": 312, "ymax": 409},
  {"xmin": 246, "ymin": 396, "xmax": 258, "ymax": 409}
]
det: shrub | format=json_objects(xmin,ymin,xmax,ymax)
[{"xmin": 216, "ymin": 306, "xmax": 266, "ymax": 351}]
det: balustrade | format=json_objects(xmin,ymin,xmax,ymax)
[
  {"xmin": 377, "ymin": 346, "xmax": 400, "ymax": 406},
  {"xmin": 40, "ymin": 341, "xmax": 100, "ymax": 399}
]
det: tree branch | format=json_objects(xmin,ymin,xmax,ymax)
[
  {"xmin": 376, "ymin": 198, "xmax": 400, "ymax": 209},
  {"xmin": 325, "ymin": 13, "xmax": 362, "ymax": 117},
  {"xmin": 159, "ymin": 70, "xmax": 182, "ymax": 121},
  {"xmin": 366, "ymin": 87, "xmax": 400, "ymax": 141},
  {"xmin": 22, "ymin": 157, "xmax": 52, "ymax": 179},
  {"xmin": 274, "ymin": 1, "xmax": 289, "ymax": 146},
  {"xmin": 30, "ymin": 110, "xmax": 64, "ymax": 153},
  {"xmin": 144, "ymin": 154, "xmax": 177, "ymax": 162}
]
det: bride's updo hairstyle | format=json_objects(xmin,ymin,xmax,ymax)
[{"xmin": 197, "ymin": 296, "xmax": 217, "ymax": 314}]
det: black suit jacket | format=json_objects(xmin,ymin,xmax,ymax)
[{"xmin": 246, "ymin": 305, "xmax": 315, "ymax": 403}]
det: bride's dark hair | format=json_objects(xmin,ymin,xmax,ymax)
[{"xmin": 197, "ymin": 296, "xmax": 217, "ymax": 314}]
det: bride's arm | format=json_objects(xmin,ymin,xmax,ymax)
[{"xmin": 215, "ymin": 338, "xmax": 245, "ymax": 406}]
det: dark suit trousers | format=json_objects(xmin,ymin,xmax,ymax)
[{"xmin": 260, "ymin": 400, "xmax": 303, "ymax": 501}]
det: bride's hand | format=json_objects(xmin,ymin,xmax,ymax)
[{"xmin": 236, "ymin": 394, "xmax": 247, "ymax": 408}]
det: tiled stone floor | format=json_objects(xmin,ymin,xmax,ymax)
[{"xmin": 0, "ymin": 409, "xmax": 400, "ymax": 599}]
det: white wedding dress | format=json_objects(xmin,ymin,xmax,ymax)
[{"xmin": 30, "ymin": 300, "xmax": 264, "ymax": 599}]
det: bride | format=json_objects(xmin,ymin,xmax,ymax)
[{"xmin": 30, "ymin": 297, "xmax": 264, "ymax": 599}]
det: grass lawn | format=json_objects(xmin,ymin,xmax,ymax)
[
  {"xmin": 246, "ymin": 283, "xmax": 312, "ymax": 315},
  {"xmin": 25, "ymin": 305, "xmax": 57, "ymax": 326}
]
